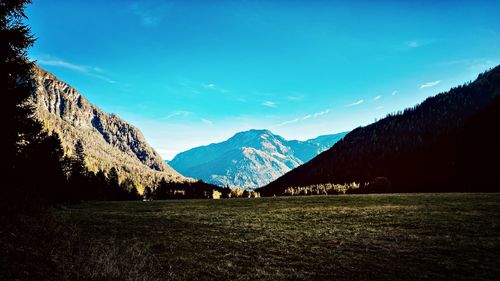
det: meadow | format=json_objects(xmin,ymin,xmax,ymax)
[{"xmin": 51, "ymin": 193, "xmax": 500, "ymax": 281}]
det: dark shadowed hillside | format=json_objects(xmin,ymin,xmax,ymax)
[{"xmin": 259, "ymin": 65, "xmax": 500, "ymax": 196}]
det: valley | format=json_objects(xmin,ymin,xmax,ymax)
[{"xmin": 3, "ymin": 1, "xmax": 500, "ymax": 280}]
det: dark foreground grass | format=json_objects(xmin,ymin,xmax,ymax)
[{"xmin": 54, "ymin": 193, "xmax": 500, "ymax": 280}]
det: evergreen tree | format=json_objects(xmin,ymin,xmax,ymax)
[
  {"xmin": 222, "ymin": 184, "xmax": 231, "ymax": 198},
  {"xmin": 143, "ymin": 186, "xmax": 152, "ymax": 200},
  {"xmin": 11, "ymin": 131, "xmax": 69, "ymax": 204},
  {"xmin": 108, "ymin": 167, "xmax": 119, "ymax": 187},
  {"xmin": 72, "ymin": 140, "xmax": 86, "ymax": 176},
  {"xmin": 129, "ymin": 187, "xmax": 141, "ymax": 201},
  {"xmin": 121, "ymin": 178, "xmax": 141, "ymax": 200},
  {"xmin": 93, "ymin": 170, "xmax": 107, "ymax": 199},
  {"xmin": 242, "ymin": 190, "xmax": 250, "ymax": 198},
  {"xmin": 1, "ymin": 0, "xmax": 36, "ymax": 170},
  {"xmin": 31, "ymin": 133, "xmax": 68, "ymax": 202},
  {"xmin": 1, "ymin": 0, "xmax": 40, "ymax": 209},
  {"xmin": 68, "ymin": 140, "xmax": 88, "ymax": 201},
  {"xmin": 153, "ymin": 178, "xmax": 168, "ymax": 199},
  {"xmin": 105, "ymin": 167, "xmax": 130, "ymax": 200}
]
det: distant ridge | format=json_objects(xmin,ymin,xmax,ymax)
[
  {"xmin": 259, "ymin": 65, "xmax": 500, "ymax": 195},
  {"xmin": 169, "ymin": 129, "xmax": 348, "ymax": 189},
  {"xmin": 30, "ymin": 66, "xmax": 189, "ymax": 188}
]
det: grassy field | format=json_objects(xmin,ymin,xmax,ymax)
[{"xmin": 53, "ymin": 193, "xmax": 500, "ymax": 281}]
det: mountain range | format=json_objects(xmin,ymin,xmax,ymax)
[
  {"xmin": 169, "ymin": 130, "xmax": 348, "ymax": 189},
  {"xmin": 259, "ymin": 65, "xmax": 500, "ymax": 195},
  {"xmin": 29, "ymin": 66, "xmax": 189, "ymax": 189},
  {"xmin": 28, "ymin": 64, "xmax": 500, "ymax": 195}
]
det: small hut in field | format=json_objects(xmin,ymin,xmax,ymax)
[{"xmin": 212, "ymin": 190, "xmax": 221, "ymax": 199}]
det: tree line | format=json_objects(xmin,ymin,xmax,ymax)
[{"xmin": 282, "ymin": 182, "xmax": 360, "ymax": 196}]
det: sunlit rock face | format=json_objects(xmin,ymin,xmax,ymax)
[
  {"xmin": 30, "ymin": 66, "xmax": 188, "ymax": 186},
  {"xmin": 169, "ymin": 129, "xmax": 348, "ymax": 189}
]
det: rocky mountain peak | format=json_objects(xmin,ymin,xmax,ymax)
[
  {"xmin": 169, "ymin": 130, "xmax": 348, "ymax": 189},
  {"xmin": 30, "ymin": 66, "xmax": 187, "ymax": 187}
]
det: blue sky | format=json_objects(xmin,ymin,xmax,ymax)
[{"xmin": 27, "ymin": 0, "xmax": 500, "ymax": 160}]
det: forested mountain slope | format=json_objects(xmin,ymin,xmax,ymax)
[{"xmin": 259, "ymin": 66, "xmax": 500, "ymax": 196}]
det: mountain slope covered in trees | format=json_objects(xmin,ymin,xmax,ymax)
[
  {"xmin": 259, "ymin": 65, "xmax": 500, "ymax": 196},
  {"xmin": 29, "ymin": 66, "xmax": 188, "ymax": 188},
  {"xmin": 169, "ymin": 130, "xmax": 347, "ymax": 189}
]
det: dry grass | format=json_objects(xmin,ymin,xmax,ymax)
[
  {"xmin": 3, "ymin": 193, "xmax": 499, "ymax": 280},
  {"xmin": 1, "ymin": 207, "xmax": 165, "ymax": 281},
  {"xmin": 49, "ymin": 193, "xmax": 500, "ymax": 281}
]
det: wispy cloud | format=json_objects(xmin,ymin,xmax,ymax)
[
  {"xmin": 406, "ymin": 40, "xmax": 420, "ymax": 48},
  {"xmin": 391, "ymin": 90, "xmax": 398, "ymax": 96},
  {"xmin": 404, "ymin": 39, "xmax": 435, "ymax": 49},
  {"xmin": 37, "ymin": 58, "xmax": 87, "ymax": 72},
  {"xmin": 373, "ymin": 95, "xmax": 381, "ymax": 101},
  {"xmin": 277, "ymin": 118, "xmax": 300, "ymax": 127},
  {"xmin": 262, "ymin": 101, "xmax": 276, "ymax": 108},
  {"xmin": 312, "ymin": 109, "xmax": 330, "ymax": 118},
  {"xmin": 375, "ymin": 106, "xmax": 384, "ymax": 110},
  {"xmin": 287, "ymin": 94, "xmax": 304, "ymax": 101},
  {"xmin": 346, "ymin": 99, "xmax": 364, "ymax": 107},
  {"xmin": 420, "ymin": 80, "xmax": 441, "ymax": 89},
  {"xmin": 163, "ymin": 110, "xmax": 192, "ymax": 120},
  {"xmin": 201, "ymin": 118, "xmax": 214, "ymax": 126},
  {"xmin": 36, "ymin": 56, "xmax": 117, "ymax": 84},
  {"xmin": 130, "ymin": 3, "xmax": 160, "ymax": 26},
  {"xmin": 203, "ymin": 83, "xmax": 230, "ymax": 94},
  {"xmin": 277, "ymin": 109, "xmax": 330, "ymax": 127},
  {"xmin": 90, "ymin": 74, "xmax": 117, "ymax": 84}
]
